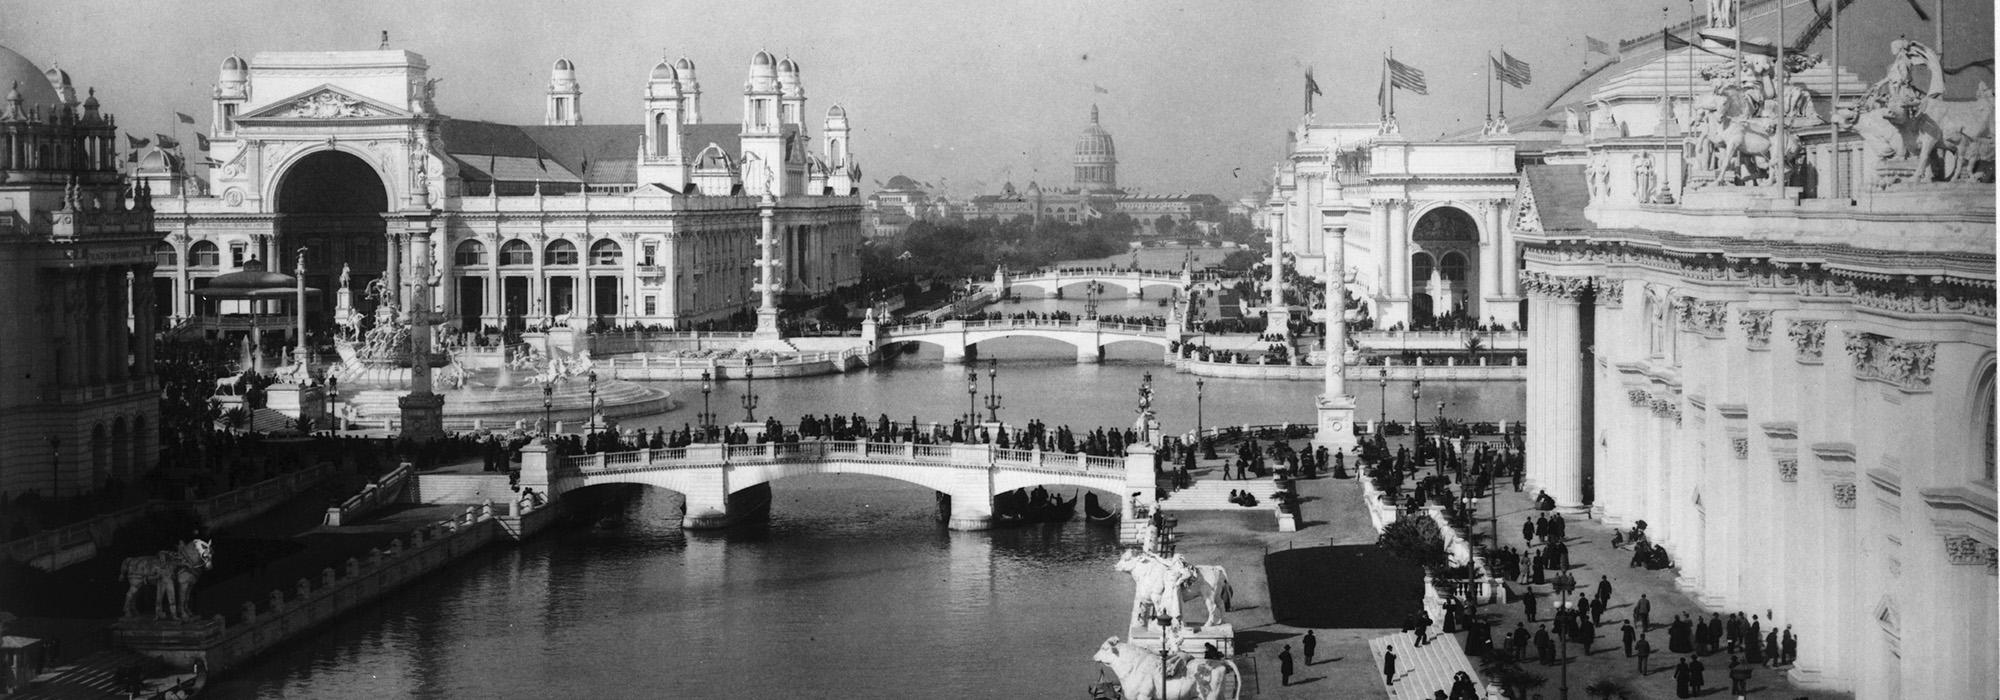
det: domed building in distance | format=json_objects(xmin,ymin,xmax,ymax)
[{"xmin": 963, "ymin": 105, "xmax": 1222, "ymax": 234}]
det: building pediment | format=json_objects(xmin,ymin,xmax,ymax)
[{"xmin": 235, "ymin": 84, "xmax": 413, "ymax": 123}]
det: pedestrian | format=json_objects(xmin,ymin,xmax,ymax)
[
  {"xmin": 1689, "ymin": 656, "xmax": 1707, "ymax": 695},
  {"xmin": 1522, "ymin": 516, "xmax": 1535, "ymax": 547},
  {"xmin": 1636, "ymin": 635, "xmax": 1653, "ymax": 675},
  {"xmin": 1415, "ymin": 610, "xmax": 1433, "ymax": 646},
  {"xmin": 1383, "ymin": 645, "xmax": 1398, "ymax": 686},
  {"xmin": 1448, "ymin": 670, "xmax": 1478, "ymax": 700},
  {"xmin": 1673, "ymin": 657, "xmax": 1691, "ymax": 698},
  {"xmin": 1523, "ymin": 590, "xmax": 1538, "ymax": 621},
  {"xmin": 1534, "ymin": 513, "xmax": 1549, "ymax": 543},
  {"xmin": 1633, "ymin": 593, "xmax": 1652, "ymax": 631},
  {"xmin": 1511, "ymin": 623, "xmax": 1530, "ymax": 661},
  {"xmin": 1590, "ymin": 595, "xmax": 1607, "ymax": 627},
  {"xmin": 1575, "ymin": 615, "xmax": 1595, "ymax": 655},
  {"xmin": 1304, "ymin": 629, "xmax": 1317, "ymax": 664},
  {"xmin": 1729, "ymin": 655, "xmax": 1752, "ymax": 697},
  {"xmin": 1763, "ymin": 629, "xmax": 1780, "ymax": 668},
  {"xmin": 1781, "ymin": 626, "xmax": 1797, "ymax": 665},
  {"xmin": 1595, "ymin": 575, "xmax": 1613, "ymax": 605},
  {"xmin": 1279, "ymin": 644, "xmax": 1294, "ymax": 686},
  {"xmin": 1621, "ymin": 621, "xmax": 1636, "ymax": 657}
]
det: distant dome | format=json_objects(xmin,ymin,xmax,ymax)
[
  {"xmin": 0, "ymin": 45, "xmax": 61, "ymax": 109},
  {"xmin": 883, "ymin": 175, "xmax": 922, "ymax": 191},
  {"xmin": 649, "ymin": 60, "xmax": 677, "ymax": 82},
  {"xmin": 553, "ymin": 57, "xmax": 574, "ymax": 71},
  {"xmin": 675, "ymin": 57, "xmax": 696, "ymax": 71},
  {"xmin": 752, "ymin": 51, "xmax": 775, "ymax": 66},
  {"xmin": 1074, "ymin": 105, "xmax": 1115, "ymax": 159},
  {"xmin": 1073, "ymin": 105, "xmax": 1117, "ymax": 192},
  {"xmin": 778, "ymin": 58, "xmax": 798, "ymax": 73},
  {"xmin": 220, "ymin": 55, "xmax": 248, "ymax": 72}
]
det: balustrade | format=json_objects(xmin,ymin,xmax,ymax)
[{"xmin": 549, "ymin": 438, "xmax": 1133, "ymax": 477}]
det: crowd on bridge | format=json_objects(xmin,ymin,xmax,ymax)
[{"xmin": 902, "ymin": 310, "xmax": 1167, "ymax": 328}]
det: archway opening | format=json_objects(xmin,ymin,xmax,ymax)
[
  {"xmin": 1409, "ymin": 207, "xmax": 1481, "ymax": 325},
  {"xmin": 275, "ymin": 150, "xmax": 390, "ymax": 328}
]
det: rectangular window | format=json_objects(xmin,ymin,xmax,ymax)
[
  {"xmin": 643, "ymin": 296, "xmax": 657, "ymax": 316},
  {"xmin": 230, "ymin": 242, "xmax": 246, "ymax": 267},
  {"xmin": 642, "ymin": 242, "xmax": 657, "ymax": 266}
]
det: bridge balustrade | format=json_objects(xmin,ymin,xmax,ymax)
[{"xmin": 553, "ymin": 439, "xmax": 1135, "ymax": 476}]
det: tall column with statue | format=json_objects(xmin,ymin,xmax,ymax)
[
  {"xmin": 753, "ymin": 194, "xmax": 783, "ymax": 339},
  {"xmin": 1315, "ymin": 222, "xmax": 1359, "ymax": 452},
  {"xmin": 398, "ymin": 213, "xmax": 446, "ymax": 441},
  {"xmin": 1264, "ymin": 202, "xmax": 1291, "ymax": 338}
]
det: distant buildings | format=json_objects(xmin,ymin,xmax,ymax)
[{"xmin": 956, "ymin": 106, "xmax": 1225, "ymax": 233}]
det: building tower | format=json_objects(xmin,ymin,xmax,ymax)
[
  {"xmin": 545, "ymin": 57, "xmax": 581, "ymax": 125},
  {"xmin": 675, "ymin": 57, "xmax": 701, "ymax": 124},
  {"xmin": 636, "ymin": 58, "xmax": 687, "ymax": 187},
  {"xmin": 777, "ymin": 57, "xmax": 805, "ymax": 129},
  {"xmin": 212, "ymin": 55, "xmax": 248, "ymax": 139},
  {"xmin": 740, "ymin": 51, "xmax": 784, "ymax": 196},
  {"xmin": 1074, "ymin": 104, "xmax": 1117, "ymax": 193},
  {"xmin": 824, "ymin": 104, "xmax": 855, "ymax": 195}
]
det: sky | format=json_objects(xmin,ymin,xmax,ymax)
[{"xmin": 0, "ymin": 0, "xmax": 1988, "ymax": 201}]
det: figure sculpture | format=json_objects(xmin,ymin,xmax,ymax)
[
  {"xmin": 1116, "ymin": 550, "xmax": 1234, "ymax": 629},
  {"xmin": 1094, "ymin": 636, "xmax": 1239, "ymax": 700},
  {"xmin": 120, "ymin": 538, "xmax": 213, "ymax": 620},
  {"xmin": 1633, "ymin": 152, "xmax": 1656, "ymax": 203}
]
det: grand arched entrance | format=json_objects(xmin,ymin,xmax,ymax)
[
  {"xmin": 274, "ymin": 150, "xmax": 390, "ymax": 327},
  {"xmin": 1408, "ymin": 206, "xmax": 1481, "ymax": 324}
]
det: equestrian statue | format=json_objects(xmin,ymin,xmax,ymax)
[
  {"xmin": 120, "ymin": 538, "xmax": 213, "ymax": 621},
  {"xmin": 1094, "ymin": 636, "xmax": 1239, "ymax": 700},
  {"xmin": 1115, "ymin": 549, "xmax": 1234, "ymax": 630}
]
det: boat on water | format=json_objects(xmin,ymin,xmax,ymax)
[{"xmin": 1084, "ymin": 493, "xmax": 1120, "ymax": 522}]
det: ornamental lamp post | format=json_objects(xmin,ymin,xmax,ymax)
[
  {"xmin": 699, "ymin": 370, "xmax": 715, "ymax": 436},
  {"xmin": 1194, "ymin": 377, "xmax": 1205, "ymax": 444},
  {"xmin": 588, "ymin": 370, "xmax": 600, "ymax": 434},
  {"xmin": 966, "ymin": 367, "xmax": 979, "ymax": 429},
  {"xmin": 741, "ymin": 357, "xmax": 759, "ymax": 422},
  {"xmin": 1378, "ymin": 366, "xmax": 1389, "ymax": 432},
  {"xmin": 542, "ymin": 380, "xmax": 555, "ymax": 437},
  {"xmin": 984, "ymin": 358, "xmax": 1003, "ymax": 423}
]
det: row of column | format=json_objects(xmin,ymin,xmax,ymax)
[
  {"xmin": 54, "ymin": 265, "xmax": 153, "ymax": 388},
  {"xmin": 1524, "ymin": 276, "xmax": 1585, "ymax": 507}
]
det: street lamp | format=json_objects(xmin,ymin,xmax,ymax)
[
  {"xmin": 699, "ymin": 370, "xmax": 715, "ymax": 436},
  {"xmin": 984, "ymin": 358, "xmax": 1003, "ymax": 423},
  {"xmin": 542, "ymin": 380, "xmax": 555, "ymax": 437},
  {"xmin": 740, "ymin": 357, "xmax": 759, "ymax": 422},
  {"xmin": 965, "ymin": 367, "xmax": 979, "ymax": 429},
  {"xmin": 1378, "ymin": 367, "xmax": 1389, "ymax": 432},
  {"xmin": 1194, "ymin": 377, "xmax": 1205, "ymax": 445},
  {"xmin": 588, "ymin": 370, "xmax": 600, "ymax": 435}
]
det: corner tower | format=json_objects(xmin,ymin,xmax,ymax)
[{"xmin": 546, "ymin": 57, "xmax": 581, "ymax": 125}]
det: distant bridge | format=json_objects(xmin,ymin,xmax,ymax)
[
  {"xmin": 517, "ymin": 440, "xmax": 1144, "ymax": 533},
  {"xmin": 872, "ymin": 318, "xmax": 1186, "ymax": 363},
  {"xmin": 995, "ymin": 268, "xmax": 1195, "ymax": 298}
]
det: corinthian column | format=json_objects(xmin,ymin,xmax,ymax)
[{"xmin": 753, "ymin": 195, "xmax": 782, "ymax": 339}]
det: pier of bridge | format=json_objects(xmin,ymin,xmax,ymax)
[{"xmin": 514, "ymin": 438, "xmax": 1165, "ymax": 537}]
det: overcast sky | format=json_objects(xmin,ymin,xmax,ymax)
[{"xmin": 0, "ymin": 1, "xmax": 1985, "ymax": 200}]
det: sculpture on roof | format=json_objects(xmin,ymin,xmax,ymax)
[
  {"xmin": 1846, "ymin": 39, "xmax": 1994, "ymax": 184},
  {"xmin": 1633, "ymin": 152, "xmax": 1656, "ymax": 204}
]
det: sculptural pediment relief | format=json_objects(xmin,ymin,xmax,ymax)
[{"xmin": 236, "ymin": 84, "xmax": 412, "ymax": 122}]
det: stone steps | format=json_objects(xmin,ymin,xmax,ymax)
[
  {"xmin": 1159, "ymin": 479, "xmax": 1277, "ymax": 511},
  {"xmin": 1369, "ymin": 631, "xmax": 1488, "ymax": 700},
  {"xmin": 414, "ymin": 473, "xmax": 512, "ymax": 505}
]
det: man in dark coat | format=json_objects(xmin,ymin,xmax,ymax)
[
  {"xmin": 1510, "ymin": 623, "xmax": 1530, "ymax": 661},
  {"xmin": 1781, "ymin": 626, "xmax": 1797, "ymax": 665},
  {"xmin": 1594, "ymin": 576, "xmax": 1613, "ymax": 605},
  {"xmin": 1279, "ymin": 644, "xmax": 1294, "ymax": 686},
  {"xmin": 1590, "ymin": 595, "xmax": 1607, "ymax": 627},
  {"xmin": 1303, "ymin": 629, "xmax": 1317, "ymax": 664},
  {"xmin": 1689, "ymin": 656, "xmax": 1707, "ymax": 695},
  {"xmin": 1382, "ymin": 645, "xmax": 1398, "ymax": 686},
  {"xmin": 1633, "ymin": 593, "xmax": 1652, "ymax": 631},
  {"xmin": 1535, "ymin": 625, "xmax": 1555, "ymax": 665},
  {"xmin": 1621, "ymin": 621, "xmax": 1637, "ymax": 657},
  {"xmin": 1522, "ymin": 590, "xmax": 1538, "ymax": 621},
  {"xmin": 1636, "ymin": 635, "xmax": 1653, "ymax": 674},
  {"xmin": 1673, "ymin": 658, "xmax": 1691, "ymax": 698}
]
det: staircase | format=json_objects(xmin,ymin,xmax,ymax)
[
  {"xmin": 415, "ymin": 473, "xmax": 512, "ymax": 505},
  {"xmin": 1369, "ymin": 631, "xmax": 1489, "ymax": 700},
  {"xmin": 1158, "ymin": 478, "xmax": 1278, "ymax": 511}
]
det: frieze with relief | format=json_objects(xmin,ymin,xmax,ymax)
[
  {"xmin": 1739, "ymin": 309, "xmax": 1772, "ymax": 350},
  {"xmin": 1843, "ymin": 332, "xmax": 1936, "ymax": 392},
  {"xmin": 1788, "ymin": 320, "xmax": 1825, "ymax": 363}
]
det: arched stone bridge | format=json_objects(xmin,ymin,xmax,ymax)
[
  {"xmin": 872, "ymin": 318, "xmax": 1186, "ymax": 363},
  {"xmin": 996, "ymin": 268, "xmax": 1194, "ymax": 298},
  {"xmin": 515, "ymin": 439, "xmax": 1146, "ymax": 533}
]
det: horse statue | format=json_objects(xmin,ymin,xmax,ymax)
[
  {"xmin": 1093, "ymin": 636, "xmax": 1239, "ymax": 700},
  {"xmin": 1116, "ymin": 550, "xmax": 1235, "ymax": 629},
  {"xmin": 120, "ymin": 538, "xmax": 213, "ymax": 620}
]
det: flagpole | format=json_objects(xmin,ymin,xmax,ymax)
[
  {"xmin": 1485, "ymin": 53, "xmax": 1493, "ymax": 124},
  {"xmin": 1831, "ymin": 0, "xmax": 1843, "ymax": 200},
  {"xmin": 1388, "ymin": 48, "xmax": 1397, "ymax": 121},
  {"xmin": 1497, "ymin": 52, "xmax": 1506, "ymax": 120}
]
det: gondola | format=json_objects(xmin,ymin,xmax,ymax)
[
  {"xmin": 1084, "ymin": 492, "xmax": 1120, "ymax": 522},
  {"xmin": 1035, "ymin": 492, "xmax": 1078, "ymax": 522}
]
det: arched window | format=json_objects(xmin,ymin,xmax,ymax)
[
  {"xmin": 454, "ymin": 239, "xmax": 487, "ymax": 266},
  {"xmin": 1978, "ymin": 363, "xmax": 1996, "ymax": 483},
  {"xmin": 1440, "ymin": 252, "xmax": 1467, "ymax": 282},
  {"xmin": 545, "ymin": 239, "xmax": 578, "ymax": 266},
  {"xmin": 154, "ymin": 242, "xmax": 178, "ymax": 267},
  {"xmin": 500, "ymin": 240, "xmax": 533, "ymax": 266},
  {"xmin": 1411, "ymin": 252, "xmax": 1435, "ymax": 284},
  {"xmin": 590, "ymin": 239, "xmax": 622, "ymax": 266},
  {"xmin": 188, "ymin": 241, "xmax": 221, "ymax": 268}
]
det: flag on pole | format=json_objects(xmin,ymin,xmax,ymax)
[
  {"xmin": 194, "ymin": 132, "xmax": 211, "ymax": 151},
  {"xmin": 1498, "ymin": 52, "xmax": 1532, "ymax": 86},
  {"xmin": 1700, "ymin": 32, "xmax": 1780, "ymax": 57},
  {"xmin": 175, "ymin": 112, "xmax": 196, "ymax": 125},
  {"xmin": 126, "ymin": 133, "xmax": 150, "ymax": 150},
  {"xmin": 1306, "ymin": 69, "xmax": 1323, "ymax": 97},
  {"xmin": 1586, "ymin": 36, "xmax": 1613, "ymax": 56},
  {"xmin": 156, "ymin": 134, "xmax": 179, "ymax": 149},
  {"xmin": 1387, "ymin": 58, "xmax": 1428, "ymax": 95}
]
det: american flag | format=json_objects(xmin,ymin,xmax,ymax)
[
  {"xmin": 1387, "ymin": 58, "xmax": 1428, "ymax": 95},
  {"xmin": 1495, "ymin": 52, "xmax": 1532, "ymax": 88}
]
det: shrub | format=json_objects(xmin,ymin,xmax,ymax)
[{"xmin": 1377, "ymin": 513, "xmax": 1447, "ymax": 571}]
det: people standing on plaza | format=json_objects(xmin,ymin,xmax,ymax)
[
  {"xmin": 1621, "ymin": 620, "xmax": 1637, "ymax": 657},
  {"xmin": 1511, "ymin": 622, "xmax": 1530, "ymax": 661},
  {"xmin": 1633, "ymin": 593, "xmax": 1652, "ymax": 631},
  {"xmin": 1279, "ymin": 644, "xmax": 1294, "ymax": 686},
  {"xmin": 1383, "ymin": 645, "xmax": 1398, "ymax": 686},
  {"xmin": 1303, "ymin": 629, "xmax": 1317, "ymax": 664},
  {"xmin": 1523, "ymin": 590, "xmax": 1538, "ymax": 621},
  {"xmin": 1534, "ymin": 513, "xmax": 1549, "ymax": 543},
  {"xmin": 1448, "ymin": 670, "xmax": 1478, "ymax": 700},
  {"xmin": 1781, "ymin": 625, "xmax": 1797, "ymax": 665},
  {"xmin": 1636, "ymin": 635, "xmax": 1653, "ymax": 674},
  {"xmin": 1590, "ymin": 594, "xmax": 1607, "ymax": 627},
  {"xmin": 1673, "ymin": 657, "xmax": 1692, "ymax": 698},
  {"xmin": 1594, "ymin": 575, "xmax": 1613, "ymax": 606},
  {"xmin": 1689, "ymin": 655, "xmax": 1707, "ymax": 695},
  {"xmin": 1763, "ymin": 628, "xmax": 1780, "ymax": 668},
  {"xmin": 1522, "ymin": 517, "xmax": 1535, "ymax": 547},
  {"xmin": 1535, "ymin": 625, "xmax": 1555, "ymax": 665}
]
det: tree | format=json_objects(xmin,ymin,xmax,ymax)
[
  {"xmin": 1376, "ymin": 513, "xmax": 1448, "ymax": 571},
  {"xmin": 1154, "ymin": 214, "xmax": 1177, "ymax": 236}
]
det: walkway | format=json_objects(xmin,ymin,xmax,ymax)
[{"xmin": 1417, "ymin": 437, "xmax": 1850, "ymax": 700}]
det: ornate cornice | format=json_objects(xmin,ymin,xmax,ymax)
[
  {"xmin": 1593, "ymin": 276, "xmax": 1625, "ymax": 306},
  {"xmin": 1731, "ymin": 437, "xmax": 1749, "ymax": 459},
  {"xmin": 1788, "ymin": 320, "xmax": 1825, "ymax": 364},
  {"xmin": 1675, "ymin": 297, "xmax": 1729, "ymax": 338},
  {"xmin": 1627, "ymin": 387, "xmax": 1651, "ymax": 406},
  {"xmin": 1739, "ymin": 309, "xmax": 1772, "ymax": 351},
  {"xmin": 1648, "ymin": 395, "xmax": 1683, "ymax": 424},
  {"xmin": 1521, "ymin": 271, "xmax": 1592, "ymax": 300},
  {"xmin": 1843, "ymin": 331, "xmax": 1937, "ymax": 392}
]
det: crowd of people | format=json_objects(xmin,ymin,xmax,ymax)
[{"xmin": 916, "ymin": 309, "xmax": 1167, "ymax": 328}]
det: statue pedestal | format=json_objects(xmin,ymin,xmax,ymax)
[
  {"xmin": 1127, "ymin": 623, "xmax": 1235, "ymax": 656},
  {"xmin": 1315, "ymin": 394, "xmax": 1359, "ymax": 453},
  {"xmin": 398, "ymin": 391, "xmax": 446, "ymax": 441},
  {"xmin": 111, "ymin": 617, "xmax": 223, "ymax": 666}
]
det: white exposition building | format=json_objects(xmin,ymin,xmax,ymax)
[
  {"xmin": 141, "ymin": 49, "xmax": 863, "ymax": 334},
  {"xmin": 1276, "ymin": 1, "xmax": 1995, "ymax": 697}
]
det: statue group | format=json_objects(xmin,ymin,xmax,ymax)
[
  {"xmin": 120, "ymin": 538, "xmax": 213, "ymax": 621},
  {"xmin": 1095, "ymin": 550, "xmax": 1241, "ymax": 700},
  {"xmin": 1843, "ymin": 40, "xmax": 1994, "ymax": 185}
]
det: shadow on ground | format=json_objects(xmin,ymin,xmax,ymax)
[{"xmin": 1266, "ymin": 544, "xmax": 1423, "ymax": 628}]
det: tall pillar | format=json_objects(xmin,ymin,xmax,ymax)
[
  {"xmin": 1387, "ymin": 200, "xmax": 1409, "ymax": 325},
  {"xmin": 530, "ymin": 235, "xmax": 547, "ymax": 324},
  {"xmin": 485, "ymin": 233, "xmax": 502, "ymax": 329},
  {"xmin": 753, "ymin": 195, "xmax": 782, "ymax": 339},
  {"xmin": 1315, "ymin": 223, "xmax": 1358, "ymax": 452},
  {"xmin": 175, "ymin": 244, "xmax": 191, "ymax": 320},
  {"xmin": 1550, "ymin": 291, "xmax": 1585, "ymax": 507},
  {"xmin": 1525, "ymin": 290, "xmax": 1547, "ymax": 488},
  {"xmin": 1265, "ymin": 205, "xmax": 1290, "ymax": 336},
  {"xmin": 384, "ymin": 231, "xmax": 404, "ymax": 310},
  {"xmin": 434, "ymin": 228, "xmax": 454, "ymax": 327},
  {"xmin": 397, "ymin": 215, "xmax": 445, "ymax": 441},
  {"xmin": 620, "ymin": 232, "xmax": 639, "ymax": 323},
  {"xmin": 1499, "ymin": 205, "xmax": 1519, "ymax": 298},
  {"xmin": 1479, "ymin": 201, "xmax": 1502, "ymax": 315}
]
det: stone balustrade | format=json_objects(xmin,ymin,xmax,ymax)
[{"xmin": 553, "ymin": 439, "xmax": 1135, "ymax": 476}]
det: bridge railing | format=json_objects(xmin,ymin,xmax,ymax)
[
  {"xmin": 882, "ymin": 318, "xmax": 1168, "ymax": 335},
  {"xmin": 555, "ymin": 439, "xmax": 1134, "ymax": 477}
]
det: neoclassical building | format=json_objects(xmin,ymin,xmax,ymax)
[
  {"xmin": 0, "ymin": 46, "xmax": 161, "ymax": 498},
  {"xmin": 963, "ymin": 106, "xmax": 1224, "ymax": 232},
  {"xmin": 1507, "ymin": 3, "xmax": 1994, "ymax": 699},
  {"xmin": 144, "ymin": 49, "xmax": 863, "ymax": 334}
]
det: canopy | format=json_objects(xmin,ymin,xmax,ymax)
[{"xmin": 194, "ymin": 258, "xmax": 321, "ymax": 299}]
